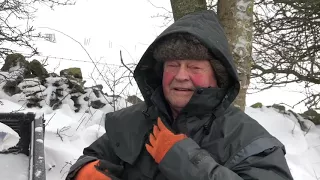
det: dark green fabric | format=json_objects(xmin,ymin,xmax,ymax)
[{"xmin": 66, "ymin": 10, "xmax": 294, "ymax": 180}]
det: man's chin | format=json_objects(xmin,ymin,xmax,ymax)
[{"xmin": 169, "ymin": 101, "xmax": 190, "ymax": 110}]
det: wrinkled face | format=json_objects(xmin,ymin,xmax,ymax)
[{"xmin": 162, "ymin": 59, "xmax": 217, "ymax": 110}]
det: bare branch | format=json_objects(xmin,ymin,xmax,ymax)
[
  {"xmin": 147, "ymin": 0, "xmax": 172, "ymax": 13},
  {"xmin": 252, "ymin": 0, "xmax": 320, "ymax": 109},
  {"xmin": 0, "ymin": 0, "xmax": 75, "ymax": 59}
]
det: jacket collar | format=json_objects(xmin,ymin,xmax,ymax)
[{"xmin": 150, "ymin": 86, "xmax": 228, "ymax": 127}]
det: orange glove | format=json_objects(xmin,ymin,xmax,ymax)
[
  {"xmin": 75, "ymin": 160, "xmax": 112, "ymax": 180},
  {"xmin": 146, "ymin": 117, "xmax": 187, "ymax": 163}
]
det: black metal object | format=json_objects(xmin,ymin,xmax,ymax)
[
  {"xmin": 0, "ymin": 112, "xmax": 46, "ymax": 180},
  {"xmin": 0, "ymin": 112, "xmax": 34, "ymax": 155}
]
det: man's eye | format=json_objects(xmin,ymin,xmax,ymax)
[
  {"xmin": 167, "ymin": 64, "xmax": 178, "ymax": 67},
  {"xmin": 190, "ymin": 66, "xmax": 201, "ymax": 70}
]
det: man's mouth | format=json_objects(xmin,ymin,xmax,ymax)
[{"xmin": 173, "ymin": 88, "xmax": 193, "ymax": 91}]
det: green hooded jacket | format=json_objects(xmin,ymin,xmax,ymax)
[{"xmin": 66, "ymin": 10, "xmax": 294, "ymax": 180}]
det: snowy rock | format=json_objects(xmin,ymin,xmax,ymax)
[
  {"xmin": 90, "ymin": 100, "xmax": 106, "ymax": 109},
  {"xmin": 28, "ymin": 59, "xmax": 49, "ymax": 78},
  {"xmin": 2, "ymin": 79, "xmax": 23, "ymax": 96},
  {"xmin": 0, "ymin": 55, "xmax": 128, "ymax": 114},
  {"xmin": 126, "ymin": 95, "xmax": 142, "ymax": 105},
  {"xmin": 301, "ymin": 109, "xmax": 320, "ymax": 125},
  {"xmin": 0, "ymin": 53, "xmax": 29, "ymax": 73}
]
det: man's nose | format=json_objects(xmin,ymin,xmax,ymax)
[{"xmin": 174, "ymin": 66, "xmax": 189, "ymax": 81}]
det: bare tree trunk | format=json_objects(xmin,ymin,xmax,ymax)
[
  {"xmin": 217, "ymin": 0, "xmax": 254, "ymax": 111},
  {"xmin": 170, "ymin": 0, "xmax": 207, "ymax": 21},
  {"xmin": 169, "ymin": 0, "xmax": 253, "ymax": 111}
]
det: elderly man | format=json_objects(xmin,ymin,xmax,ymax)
[{"xmin": 66, "ymin": 10, "xmax": 293, "ymax": 180}]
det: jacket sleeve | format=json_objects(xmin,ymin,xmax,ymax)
[
  {"xmin": 65, "ymin": 133, "xmax": 124, "ymax": 180},
  {"xmin": 158, "ymin": 137, "xmax": 294, "ymax": 180}
]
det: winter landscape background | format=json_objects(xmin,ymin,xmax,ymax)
[
  {"xmin": 0, "ymin": 0, "xmax": 320, "ymax": 179},
  {"xmin": 0, "ymin": 77, "xmax": 319, "ymax": 179}
]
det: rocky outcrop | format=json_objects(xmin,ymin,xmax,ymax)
[
  {"xmin": 301, "ymin": 109, "xmax": 320, "ymax": 125},
  {"xmin": 27, "ymin": 59, "xmax": 49, "ymax": 79},
  {"xmin": 126, "ymin": 95, "xmax": 143, "ymax": 105},
  {"xmin": 1, "ymin": 53, "xmax": 29, "ymax": 73},
  {"xmin": 0, "ymin": 53, "xmax": 116, "ymax": 112},
  {"xmin": 60, "ymin": 67, "xmax": 82, "ymax": 80}
]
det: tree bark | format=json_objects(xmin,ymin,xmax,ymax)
[
  {"xmin": 169, "ymin": 0, "xmax": 253, "ymax": 111},
  {"xmin": 217, "ymin": 0, "xmax": 254, "ymax": 111},
  {"xmin": 170, "ymin": 0, "xmax": 207, "ymax": 21}
]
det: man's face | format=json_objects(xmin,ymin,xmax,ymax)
[{"xmin": 162, "ymin": 59, "xmax": 218, "ymax": 110}]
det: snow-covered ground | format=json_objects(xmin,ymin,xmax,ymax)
[
  {"xmin": 0, "ymin": 98, "xmax": 106, "ymax": 180},
  {"xmin": 0, "ymin": 98, "xmax": 320, "ymax": 180},
  {"xmin": 246, "ymin": 107, "xmax": 320, "ymax": 179}
]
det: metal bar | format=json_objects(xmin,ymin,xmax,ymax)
[
  {"xmin": 32, "ymin": 115, "xmax": 46, "ymax": 180},
  {"xmin": 29, "ymin": 120, "xmax": 35, "ymax": 180}
]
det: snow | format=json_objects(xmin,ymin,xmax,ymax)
[
  {"xmin": 0, "ymin": 154, "xmax": 29, "ymax": 180},
  {"xmin": 35, "ymin": 170, "xmax": 42, "ymax": 177},
  {"xmin": 18, "ymin": 79, "xmax": 42, "ymax": 88},
  {"xmin": 0, "ymin": 98, "xmax": 108, "ymax": 180},
  {"xmin": 0, "ymin": 98, "xmax": 319, "ymax": 179},
  {"xmin": 22, "ymin": 85, "xmax": 47, "ymax": 94},
  {"xmin": 35, "ymin": 127, "xmax": 43, "ymax": 132},
  {"xmin": 246, "ymin": 107, "xmax": 320, "ymax": 179},
  {"xmin": 36, "ymin": 139, "xmax": 44, "ymax": 143},
  {"xmin": 8, "ymin": 62, "xmax": 21, "ymax": 72},
  {"xmin": 0, "ymin": 122, "xmax": 20, "ymax": 151}
]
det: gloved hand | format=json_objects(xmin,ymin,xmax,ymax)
[
  {"xmin": 75, "ymin": 160, "xmax": 120, "ymax": 180},
  {"xmin": 146, "ymin": 117, "xmax": 187, "ymax": 163}
]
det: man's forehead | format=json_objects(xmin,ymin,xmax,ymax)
[{"xmin": 165, "ymin": 59, "xmax": 210, "ymax": 63}]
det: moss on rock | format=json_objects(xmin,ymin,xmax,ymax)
[
  {"xmin": 302, "ymin": 109, "xmax": 320, "ymax": 125},
  {"xmin": 60, "ymin": 68, "xmax": 83, "ymax": 80},
  {"xmin": 271, "ymin": 104, "xmax": 286, "ymax": 112},
  {"xmin": 250, "ymin": 102, "xmax": 263, "ymax": 108},
  {"xmin": 1, "ymin": 53, "xmax": 31, "ymax": 77},
  {"xmin": 27, "ymin": 59, "xmax": 49, "ymax": 79}
]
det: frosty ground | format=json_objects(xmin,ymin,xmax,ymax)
[{"xmin": 0, "ymin": 98, "xmax": 320, "ymax": 180}]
